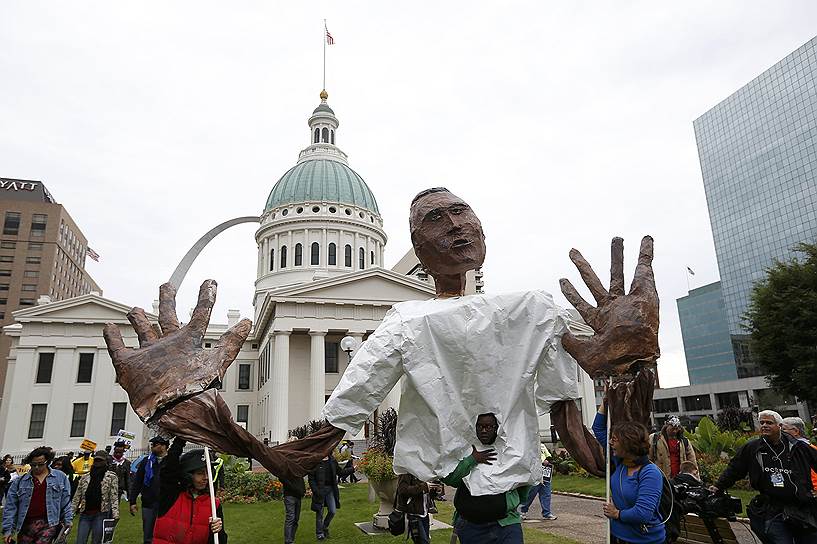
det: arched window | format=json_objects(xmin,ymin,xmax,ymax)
[
  {"xmin": 311, "ymin": 242, "xmax": 320, "ymax": 265},
  {"xmin": 328, "ymin": 243, "xmax": 337, "ymax": 265},
  {"xmin": 269, "ymin": 248, "xmax": 274, "ymax": 271},
  {"xmin": 321, "ymin": 127, "xmax": 329, "ymax": 142},
  {"xmin": 294, "ymin": 243, "xmax": 303, "ymax": 266},
  {"xmin": 280, "ymin": 246, "xmax": 287, "ymax": 268},
  {"xmin": 370, "ymin": 250, "xmax": 375, "ymax": 265},
  {"xmin": 344, "ymin": 244, "xmax": 352, "ymax": 267},
  {"xmin": 359, "ymin": 247, "xmax": 365, "ymax": 270},
  {"xmin": 330, "ymin": 130, "xmax": 335, "ymax": 144},
  {"xmin": 314, "ymin": 128, "xmax": 320, "ymax": 143}
]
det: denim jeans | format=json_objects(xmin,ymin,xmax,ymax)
[
  {"xmin": 75, "ymin": 511, "xmax": 111, "ymax": 544},
  {"xmin": 315, "ymin": 492, "xmax": 337, "ymax": 537},
  {"xmin": 749, "ymin": 513, "xmax": 817, "ymax": 544},
  {"xmin": 142, "ymin": 506, "xmax": 158, "ymax": 544},
  {"xmin": 520, "ymin": 480, "xmax": 553, "ymax": 517},
  {"xmin": 458, "ymin": 520, "xmax": 523, "ymax": 544},
  {"xmin": 284, "ymin": 495, "xmax": 302, "ymax": 543},
  {"xmin": 408, "ymin": 514, "xmax": 431, "ymax": 544}
]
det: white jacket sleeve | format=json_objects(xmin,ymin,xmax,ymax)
[
  {"xmin": 534, "ymin": 308, "xmax": 581, "ymax": 414},
  {"xmin": 322, "ymin": 308, "xmax": 405, "ymax": 434}
]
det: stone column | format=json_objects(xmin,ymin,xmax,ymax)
[
  {"xmin": 271, "ymin": 330, "xmax": 291, "ymax": 444},
  {"xmin": 309, "ymin": 330, "xmax": 328, "ymax": 420}
]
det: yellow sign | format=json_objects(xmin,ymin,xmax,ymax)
[{"xmin": 80, "ymin": 439, "xmax": 97, "ymax": 452}]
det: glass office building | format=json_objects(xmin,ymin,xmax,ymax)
[
  {"xmin": 677, "ymin": 282, "xmax": 737, "ymax": 384},
  {"xmin": 692, "ymin": 36, "xmax": 817, "ymax": 378}
]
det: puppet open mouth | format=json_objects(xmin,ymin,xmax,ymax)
[{"xmin": 452, "ymin": 238, "xmax": 472, "ymax": 248}]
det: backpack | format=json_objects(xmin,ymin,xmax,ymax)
[{"xmin": 634, "ymin": 462, "xmax": 679, "ymax": 543}]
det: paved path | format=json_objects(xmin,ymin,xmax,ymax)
[{"xmin": 520, "ymin": 492, "xmax": 759, "ymax": 544}]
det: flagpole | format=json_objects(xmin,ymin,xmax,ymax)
[
  {"xmin": 323, "ymin": 19, "xmax": 326, "ymax": 90},
  {"xmin": 686, "ymin": 269, "xmax": 691, "ymax": 293}
]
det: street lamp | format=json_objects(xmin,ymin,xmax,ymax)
[{"xmin": 340, "ymin": 335, "xmax": 359, "ymax": 356}]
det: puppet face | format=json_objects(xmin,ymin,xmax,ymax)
[{"xmin": 410, "ymin": 190, "xmax": 486, "ymax": 277}]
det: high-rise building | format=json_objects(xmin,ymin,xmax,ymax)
[
  {"xmin": 689, "ymin": 35, "xmax": 817, "ymax": 380},
  {"xmin": 0, "ymin": 178, "xmax": 101, "ymax": 400}
]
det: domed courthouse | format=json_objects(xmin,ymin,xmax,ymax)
[{"xmin": 0, "ymin": 92, "xmax": 440, "ymax": 452}]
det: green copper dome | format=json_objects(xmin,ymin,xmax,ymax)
[{"xmin": 264, "ymin": 159, "xmax": 380, "ymax": 214}]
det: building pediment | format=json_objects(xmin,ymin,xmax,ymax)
[
  {"xmin": 267, "ymin": 268, "xmax": 435, "ymax": 303},
  {"xmin": 10, "ymin": 294, "xmax": 155, "ymax": 324}
]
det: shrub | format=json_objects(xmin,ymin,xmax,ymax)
[
  {"xmin": 289, "ymin": 420, "xmax": 324, "ymax": 439},
  {"xmin": 358, "ymin": 448, "xmax": 396, "ymax": 482},
  {"xmin": 688, "ymin": 416, "xmax": 751, "ymax": 458},
  {"xmin": 220, "ymin": 471, "xmax": 284, "ymax": 503}
]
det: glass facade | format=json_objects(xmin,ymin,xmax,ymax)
[
  {"xmin": 677, "ymin": 282, "xmax": 738, "ymax": 384},
  {"xmin": 693, "ymin": 36, "xmax": 817, "ymax": 377}
]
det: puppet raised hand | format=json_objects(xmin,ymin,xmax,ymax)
[
  {"xmin": 551, "ymin": 237, "xmax": 659, "ymax": 477},
  {"xmin": 103, "ymin": 280, "xmax": 250, "ymax": 421},
  {"xmin": 558, "ymin": 236, "xmax": 659, "ymax": 377},
  {"xmin": 103, "ymin": 280, "xmax": 343, "ymax": 479}
]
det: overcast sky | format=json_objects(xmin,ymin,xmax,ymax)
[{"xmin": 2, "ymin": 2, "xmax": 816, "ymax": 388}]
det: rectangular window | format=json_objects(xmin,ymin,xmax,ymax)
[
  {"xmin": 716, "ymin": 392, "xmax": 740, "ymax": 409},
  {"xmin": 0, "ymin": 256, "xmax": 12, "ymax": 263},
  {"xmin": 238, "ymin": 364, "xmax": 251, "ymax": 390},
  {"xmin": 682, "ymin": 395, "xmax": 712, "ymax": 412},
  {"xmin": 325, "ymin": 342, "xmax": 339, "ymax": 373},
  {"xmin": 28, "ymin": 242, "xmax": 43, "ymax": 251},
  {"xmin": 0, "ymin": 284, "xmax": 8, "ymax": 291},
  {"xmin": 0, "ymin": 299, "xmax": 6, "ymax": 305},
  {"xmin": 19, "ymin": 298, "xmax": 35, "ymax": 306},
  {"xmin": 31, "ymin": 214, "xmax": 47, "ymax": 234},
  {"xmin": 0, "ymin": 241, "xmax": 15, "ymax": 249},
  {"xmin": 0, "ymin": 270, "xmax": 9, "ymax": 277},
  {"xmin": 3, "ymin": 212, "xmax": 21, "ymax": 235},
  {"xmin": 70, "ymin": 403, "xmax": 88, "ymax": 437},
  {"xmin": 0, "ymin": 311, "xmax": 5, "ymax": 319},
  {"xmin": 28, "ymin": 404, "xmax": 47, "ymax": 439},
  {"xmin": 653, "ymin": 398, "xmax": 679, "ymax": 413},
  {"xmin": 24, "ymin": 270, "xmax": 39, "ymax": 278},
  {"xmin": 110, "ymin": 402, "xmax": 127, "ymax": 436},
  {"xmin": 236, "ymin": 405, "xmax": 249, "ymax": 424},
  {"xmin": 22, "ymin": 284, "xmax": 37, "ymax": 292},
  {"xmin": 25, "ymin": 256, "xmax": 41, "ymax": 264},
  {"xmin": 36, "ymin": 353, "xmax": 54, "ymax": 383},
  {"xmin": 77, "ymin": 353, "xmax": 94, "ymax": 383}
]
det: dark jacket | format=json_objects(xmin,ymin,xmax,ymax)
[
  {"xmin": 110, "ymin": 457, "xmax": 130, "ymax": 496},
  {"xmin": 396, "ymin": 474, "xmax": 431, "ymax": 515},
  {"xmin": 129, "ymin": 451, "xmax": 164, "ymax": 508},
  {"xmin": 282, "ymin": 477, "xmax": 306, "ymax": 499},
  {"xmin": 156, "ymin": 438, "xmax": 227, "ymax": 544},
  {"xmin": 309, "ymin": 457, "xmax": 341, "ymax": 512},
  {"xmin": 716, "ymin": 433, "xmax": 817, "ymax": 507}
]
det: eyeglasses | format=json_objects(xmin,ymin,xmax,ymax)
[{"xmin": 476, "ymin": 425, "xmax": 497, "ymax": 432}]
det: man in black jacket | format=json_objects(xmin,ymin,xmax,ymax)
[
  {"xmin": 308, "ymin": 455, "xmax": 342, "ymax": 541},
  {"xmin": 712, "ymin": 410, "xmax": 817, "ymax": 543},
  {"xmin": 281, "ymin": 476, "xmax": 305, "ymax": 544},
  {"xmin": 129, "ymin": 436, "xmax": 169, "ymax": 544}
]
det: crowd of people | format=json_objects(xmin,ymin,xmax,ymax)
[{"xmin": 3, "ymin": 409, "xmax": 817, "ymax": 544}]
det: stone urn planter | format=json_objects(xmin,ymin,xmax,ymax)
[{"xmin": 368, "ymin": 477, "xmax": 399, "ymax": 529}]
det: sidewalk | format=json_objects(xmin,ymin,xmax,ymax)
[{"xmin": 519, "ymin": 492, "xmax": 759, "ymax": 544}]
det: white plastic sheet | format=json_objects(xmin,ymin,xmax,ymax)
[{"xmin": 323, "ymin": 290, "xmax": 583, "ymax": 496}]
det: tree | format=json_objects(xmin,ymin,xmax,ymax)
[{"xmin": 745, "ymin": 242, "xmax": 817, "ymax": 406}]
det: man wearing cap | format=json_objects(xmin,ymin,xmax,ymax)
[
  {"xmin": 649, "ymin": 416, "xmax": 697, "ymax": 479},
  {"xmin": 129, "ymin": 437, "xmax": 169, "ymax": 544}
]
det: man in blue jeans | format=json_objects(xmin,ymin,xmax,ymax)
[
  {"xmin": 520, "ymin": 443, "xmax": 557, "ymax": 521},
  {"xmin": 308, "ymin": 454, "xmax": 342, "ymax": 540}
]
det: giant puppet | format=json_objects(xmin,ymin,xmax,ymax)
[{"xmin": 103, "ymin": 187, "xmax": 659, "ymax": 483}]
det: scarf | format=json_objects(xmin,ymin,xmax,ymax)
[
  {"xmin": 85, "ymin": 465, "xmax": 106, "ymax": 511},
  {"xmin": 143, "ymin": 453, "xmax": 158, "ymax": 487}
]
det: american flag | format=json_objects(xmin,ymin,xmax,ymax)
[
  {"xmin": 686, "ymin": 266, "xmax": 695, "ymax": 276},
  {"xmin": 326, "ymin": 28, "xmax": 334, "ymax": 45},
  {"xmin": 86, "ymin": 247, "xmax": 100, "ymax": 262}
]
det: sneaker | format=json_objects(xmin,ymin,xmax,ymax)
[{"xmin": 543, "ymin": 514, "xmax": 558, "ymax": 520}]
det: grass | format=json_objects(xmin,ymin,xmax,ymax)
[
  {"xmin": 110, "ymin": 482, "xmax": 581, "ymax": 543},
  {"xmin": 552, "ymin": 473, "xmax": 757, "ymax": 517}
]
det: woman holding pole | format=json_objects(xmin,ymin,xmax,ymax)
[
  {"xmin": 592, "ymin": 402, "xmax": 665, "ymax": 544},
  {"xmin": 153, "ymin": 438, "xmax": 227, "ymax": 544}
]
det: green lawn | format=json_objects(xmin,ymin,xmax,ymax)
[
  {"xmin": 552, "ymin": 474, "xmax": 756, "ymax": 517},
  {"xmin": 109, "ymin": 483, "xmax": 581, "ymax": 543}
]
